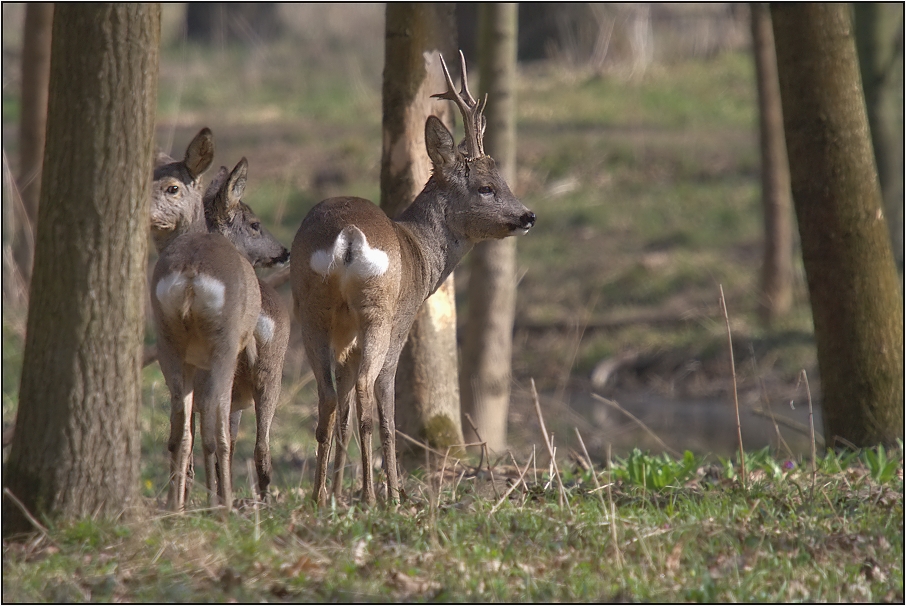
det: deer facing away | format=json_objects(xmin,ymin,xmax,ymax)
[
  {"xmin": 291, "ymin": 53, "xmax": 536, "ymax": 507},
  {"xmin": 150, "ymin": 128, "xmax": 289, "ymax": 513}
]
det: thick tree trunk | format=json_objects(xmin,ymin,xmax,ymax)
[
  {"xmin": 771, "ymin": 3, "xmax": 903, "ymax": 448},
  {"xmin": 3, "ymin": 4, "xmax": 159, "ymax": 534},
  {"xmin": 750, "ymin": 3, "xmax": 793, "ymax": 326},
  {"xmin": 12, "ymin": 3, "xmax": 54, "ymax": 290},
  {"xmin": 461, "ymin": 3, "xmax": 519, "ymax": 453},
  {"xmin": 854, "ymin": 3, "xmax": 904, "ymax": 277},
  {"xmin": 380, "ymin": 4, "xmax": 465, "ymax": 456}
]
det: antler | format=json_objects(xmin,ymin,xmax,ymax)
[{"xmin": 432, "ymin": 51, "xmax": 487, "ymax": 159}]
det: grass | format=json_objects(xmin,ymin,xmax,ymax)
[{"xmin": 3, "ymin": 446, "xmax": 902, "ymax": 602}]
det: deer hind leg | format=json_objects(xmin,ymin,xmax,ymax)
[
  {"xmin": 375, "ymin": 361, "xmax": 401, "ymax": 505},
  {"xmin": 196, "ymin": 357, "xmax": 238, "ymax": 515},
  {"xmin": 160, "ymin": 343, "xmax": 195, "ymax": 512},
  {"xmin": 306, "ymin": 343, "xmax": 338, "ymax": 507},
  {"xmin": 332, "ymin": 347, "xmax": 360, "ymax": 502},
  {"xmin": 253, "ymin": 368, "xmax": 281, "ymax": 501},
  {"xmin": 356, "ymin": 324, "xmax": 393, "ymax": 507}
]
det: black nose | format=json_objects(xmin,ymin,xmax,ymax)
[
  {"xmin": 274, "ymin": 249, "xmax": 290, "ymax": 266},
  {"xmin": 521, "ymin": 211, "xmax": 536, "ymax": 229}
]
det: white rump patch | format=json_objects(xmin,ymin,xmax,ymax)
[
  {"xmin": 309, "ymin": 249, "xmax": 336, "ymax": 276},
  {"xmin": 191, "ymin": 274, "xmax": 226, "ymax": 317},
  {"xmin": 309, "ymin": 227, "xmax": 389, "ymax": 280},
  {"xmin": 256, "ymin": 313, "xmax": 275, "ymax": 344},
  {"xmin": 155, "ymin": 271, "xmax": 189, "ymax": 318}
]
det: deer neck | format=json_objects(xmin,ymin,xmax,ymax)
[
  {"xmin": 395, "ymin": 178, "xmax": 473, "ymax": 299},
  {"xmin": 151, "ymin": 201, "xmax": 207, "ymax": 253}
]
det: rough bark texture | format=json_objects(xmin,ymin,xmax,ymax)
[
  {"xmin": 750, "ymin": 3, "xmax": 793, "ymax": 326},
  {"xmin": 771, "ymin": 3, "xmax": 903, "ymax": 448},
  {"xmin": 854, "ymin": 3, "xmax": 904, "ymax": 277},
  {"xmin": 3, "ymin": 4, "xmax": 159, "ymax": 534},
  {"xmin": 460, "ymin": 3, "xmax": 519, "ymax": 453},
  {"xmin": 380, "ymin": 4, "xmax": 464, "ymax": 455},
  {"xmin": 12, "ymin": 3, "xmax": 54, "ymax": 289}
]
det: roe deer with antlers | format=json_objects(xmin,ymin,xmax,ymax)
[
  {"xmin": 291, "ymin": 52, "xmax": 536, "ymax": 507},
  {"xmin": 150, "ymin": 128, "xmax": 289, "ymax": 513}
]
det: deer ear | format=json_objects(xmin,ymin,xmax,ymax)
[
  {"xmin": 204, "ymin": 166, "xmax": 229, "ymax": 206},
  {"xmin": 185, "ymin": 127, "xmax": 214, "ymax": 180},
  {"xmin": 225, "ymin": 158, "xmax": 248, "ymax": 210},
  {"xmin": 425, "ymin": 116, "xmax": 457, "ymax": 169}
]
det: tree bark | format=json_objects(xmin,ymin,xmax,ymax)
[
  {"xmin": 771, "ymin": 3, "xmax": 903, "ymax": 448},
  {"xmin": 853, "ymin": 3, "xmax": 904, "ymax": 277},
  {"xmin": 750, "ymin": 3, "xmax": 793, "ymax": 326},
  {"xmin": 460, "ymin": 3, "xmax": 519, "ymax": 453},
  {"xmin": 12, "ymin": 3, "xmax": 54, "ymax": 290},
  {"xmin": 380, "ymin": 4, "xmax": 465, "ymax": 456},
  {"xmin": 3, "ymin": 3, "xmax": 159, "ymax": 534}
]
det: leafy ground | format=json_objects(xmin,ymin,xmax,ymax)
[{"xmin": 3, "ymin": 447, "xmax": 903, "ymax": 602}]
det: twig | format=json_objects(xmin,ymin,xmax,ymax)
[
  {"xmin": 3, "ymin": 488, "xmax": 56, "ymax": 544},
  {"xmin": 719, "ymin": 284, "xmax": 746, "ymax": 489},
  {"xmin": 606, "ymin": 443, "xmax": 623, "ymax": 571},
  {"xmin": 490, "ymin": 454, "xmax": 533, "ymax": 514},
  {"xmin": 464, "ymin": 413, "xmax": 500, "ymax": 500},
  {"xmin": 574, "ymin": 427, "xmax": 607, "ymax": 511},
  {"xmin": 508, "ymin": 451, "xmax": 530, "ymax": 493},
  {"xmin": 591, "ymin": 394, "xmax": 681, "ymax": 457},
  {"xmin": 531, "ymin": 379, "xmax": 571, "ymax": 513},
  {"xmin": 801, "ymin": 369, "xmax": 817, "ymax": 487}
]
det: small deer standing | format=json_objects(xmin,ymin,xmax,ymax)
[
  {"xmin": 150, "ymin": 128, "xmax": 289, "ymax": 513},
  {"xmin": 291, "ymin": 53, "xmax": 536, "ymax": 507}
]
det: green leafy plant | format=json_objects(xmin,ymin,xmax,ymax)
[
  {"xmin": 861, "ymin": 445, "xmax": 900, "ymax": 484},
  {"xmin": 613, "ymin": 449, "xmax": 699, "ymax": 490}
]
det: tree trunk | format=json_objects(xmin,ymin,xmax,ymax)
[
  {"xmin": 460, "ymin": 3, "xmax": 519, "ymax": 454},
  {"xmin": 3, "ymin": 3, "xmax": 159, "ymax": 534},
  {"xmin": 12, "ymin": 3, "xmax": 54, "ymax": 290},
  {"xmin": 771, "ymin": 3, "xmax": 903, "ymax": 448},
  {"xmin": 854, "ymin": 3, "xmax": 904, "ymax": 278},
  {"xmin": 380, "ymin": 3, "xmax": 464, "ymax": 457},
  {"xmin": 750, "ymin": 3, "xmax": 794, "ymax": 325}
]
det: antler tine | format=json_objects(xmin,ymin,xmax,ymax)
[
  {"xmin": 456, "ymin": 50, "xmax": 477, "ymax": 107},
  {"xmin": 431, "ymin": 51, "xmax": 485, "ymax": 158}
]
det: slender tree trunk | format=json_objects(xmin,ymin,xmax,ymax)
[
  {"xmin": 3, "ymin": 3, "xmax": 160, "ymax": 534},
  {"xmin": 854, "ymin": 3, "xmax": 904, "ymax": 278},
  {"xmin": 771, "ymin": 3, "xmax": 903, "ymax": 448},
  {"xmin": 12, "ymin": 3, "xmax": 54, "ymax": 289},
  {"xmin": 750, "ymin": 3, "xmax": 793, "ymax": 325},
  {"xmin": 461, "ymin": 3, "xmax": 519, "ymax": 453},
  {"xmin": 380, "ymin": 4, "xmax": 465, "ymax": 456}
]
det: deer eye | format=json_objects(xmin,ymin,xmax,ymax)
[
  {"xmin": 250, "ymin": 221, "xmax": 261, "ymax": 232},
  {"xmin": 166, "ymin": 185, "xmax": 179, "ymax": 195},
  {"xmin": 478, "ymin": 186, "xmax": 494, "ymax": 195}
]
